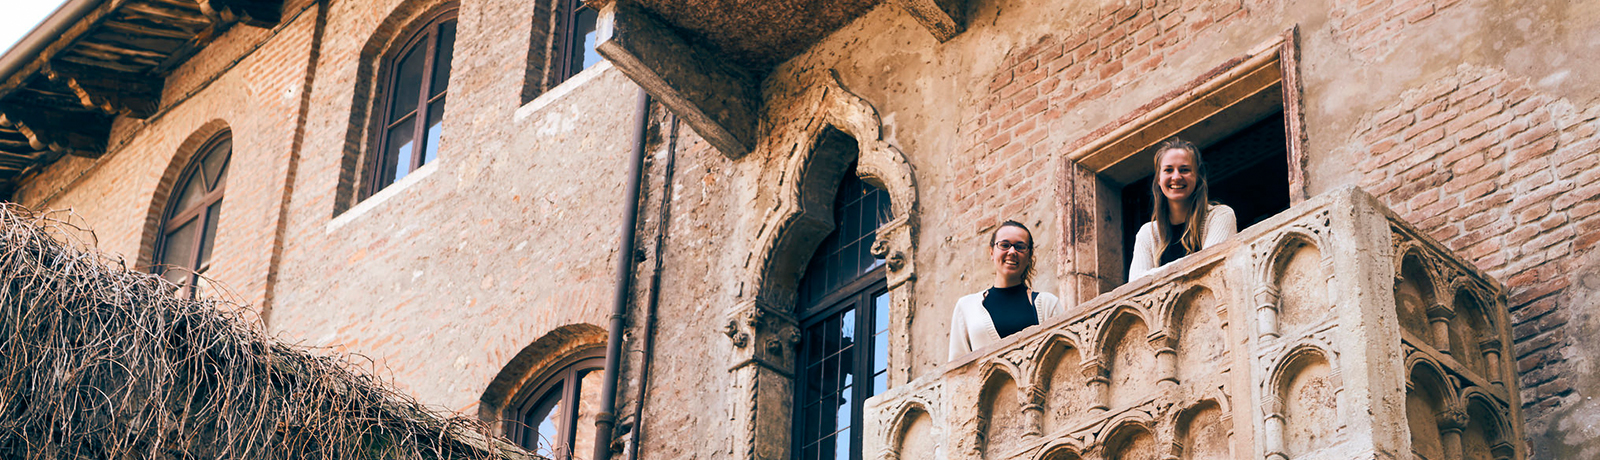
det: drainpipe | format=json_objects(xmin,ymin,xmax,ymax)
[
  {"xmin": 625, "ymin": 113, "xmax": 678, "ymax": 460},
  {"xmin": 594, "ymin": 87, "xmax": 651, "ymax": 460}
]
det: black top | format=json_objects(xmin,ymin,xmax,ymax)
[
  {"xmin": 983, "ymin": 284, "xmax": 1038, "ymax": 338},
  {"xmin": 1160, "ymin": 223, "xmax": 1189, "ymax": 266}
]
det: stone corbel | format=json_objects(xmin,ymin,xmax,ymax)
[
  {"xmin": 871, "ymin": 215, "xmax": 917, "ymax": 289},
  {"xmin": 1425, "ymin": 303, "xmax": 1454, "ymax": 353}
]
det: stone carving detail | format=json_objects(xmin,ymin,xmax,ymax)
[{"xmin": 859, "ymin": 188, "xmax": 1521, "ymax": 460}]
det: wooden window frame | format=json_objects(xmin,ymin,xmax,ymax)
[
  {"xmin": 363, "ymin": 7, "xmax": 458, "ymax": 199},
  {"xmin": 1059, "ymin": 29, "xmax": 1308, "ymax": 303},
  {"xmin": 153, "ymin": 133, "xmax": 231, "ymax": 298},
  {"xmin": 507, "ymin": 349, "xmax": 605, "ymax": 460},
  {"xmin": 551, "ymin": 0, "xmax": 598, "ymax": 84}
]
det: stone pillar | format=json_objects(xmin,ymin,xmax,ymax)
[
  {"xmin": 1426, "ymin": 303, "xmax": 1454, "ymax": 353},
  {"xmin": 1256, "ymin": 285, "xmax": 1280, "ymax": 339},
  {"xmin": 1480, "ymin": 335, "xmax": 1504, "ymax": 387},
  {"xmin": 1263, "ymin": 394, "xmax": 1287, "ymax": 460},
  {"xmin": 1438, "ymin": 407, "xmax": 1468, "ymax": 460},
  {"xmin": 1082, "ymin": 359, "xmax": 1110, "ymax": 413},
  {"xmin": 1149, "ymin": 333, "xmax": 1178, "ymax": 389},
  {"xmin": 1021, "ymin": 385, "xmax": 1046, "ymax": 439}
]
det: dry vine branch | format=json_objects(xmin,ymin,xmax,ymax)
[{"xmin": 0, "ymin": 204, "xmax": 536, "ymax": 460}]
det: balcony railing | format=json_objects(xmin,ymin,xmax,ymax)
[{"xmin": 864, "ymin": 186, "xmax": 1521, "ymax": 460}]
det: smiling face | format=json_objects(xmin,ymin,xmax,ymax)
[
  {"xmin": 990, "ymin": 225, "xmax": 1033, "ymax": 287},
  {"xmin": 1157, "ymin": 148, "xmax": 1199, "ymax": 205}
]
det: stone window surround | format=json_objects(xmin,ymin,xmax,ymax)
[
  {"xmin": 719, "ymin": 72, "xmax": 920, "ymax": 460},
  {"xmin": 1058, "ymin": 28, "xmax": 1310, "ymax": 305}
]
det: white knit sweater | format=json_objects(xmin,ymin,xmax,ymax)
[
  {"xmin": 948, "ymin": 289, "xmax": 1064, "ymax": 361},
  {"xmin": 1128, "ymin": 203, "xmax": 1237, "ymax": 282}
]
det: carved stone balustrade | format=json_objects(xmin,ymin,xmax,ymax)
[{"xmin": 864, "ymin": 186, "xmax": 1522, "ymax": 460}]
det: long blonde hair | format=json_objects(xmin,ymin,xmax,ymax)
[{"xmin": 1149, "ymin": 138, "xmax": 1212, "ymax": 254}]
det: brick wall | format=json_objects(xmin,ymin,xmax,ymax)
[
  {"xmin": 956, "ymin": 0, "xmax": 1253, "ymax": 236},
  {"xmin": 1347, "ymin": 64, "xmax": 1600, "ymax": 446}
]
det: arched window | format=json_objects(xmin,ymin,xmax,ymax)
[
  {"xmin": 366, "ymin": 7, "xmax": 457, "ymax": 198},
  {"xmin": 793, "ymin": 164, "xmax": 892, "ymax": 460},
  {"xmin": 153, "ymin": 133, "xmax": 230, "ymax": 297},
  {"xmin": 511, "ymin": 351, "xmax": 604, "ymax": 460}
]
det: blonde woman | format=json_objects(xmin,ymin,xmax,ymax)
[
  {"xmin": 949, "ymin": 221, "xmax": 1064, "ymax": 361},
  {"xmin": 1128, "ymin": 138, "xmax": 1237, "ymax": 281}
]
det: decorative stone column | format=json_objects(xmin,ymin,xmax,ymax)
[
  {"xmin": 722, "ymin": 298, "xmax": 802, "ymax": 460},
  {"xmin": 1426, "ymin": 303, "xmax": 1454, "ymax": 353},
  {"xmin": 1438, "ymin": 406, "xmax": 1468, "ymax": 460},
  {"xmin": 1021, "ymin": 385, "xmax": 1047, "ymax": 439},
  {"xmin": 1149, "ymin": 332, "xmax": 1179, "ymax": 389},
  {"xmin": 1082, "ymin": 359, "xmax": 1110, "ymax": 414},
  {"xmin": 1480, "ymin": 335, "xmax": 1504, "ymax": 387},
  {"xmin": 1256, "ymin": 285, "xmax": 1281, "ymax": 339}
]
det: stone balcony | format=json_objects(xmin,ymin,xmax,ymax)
[{"xmin": 865, "ymin": 187, "xmax": 1522, "ymax": 460}]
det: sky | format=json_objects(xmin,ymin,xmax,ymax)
[{"xmin": 0, "ymin": 1, "xmax": 70, "ymax": 57}]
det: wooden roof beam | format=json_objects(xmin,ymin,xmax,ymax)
[
  {"xmin": 0, "ymin": 104, "xmax": 110, "ymax": 158},
  {"xmin": 199, "ymin": 0, "xmax": 284, "ymax": 29},
  {"xmin": 42, "ymin": 62, "xmax": 161, "ymax": 118},
  {"xmin": 889, "ymin": 0, "xmax": 969, "ymax": 42}
]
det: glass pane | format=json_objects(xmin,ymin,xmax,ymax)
[
  {"xmin": 423, "ymin": 99, "xmax": 445, "ymax": 166},
  {"xmin": 199, "ymin": 140, "xmax": 230, "ymax": 190},
  {"xmin": 391, "ymin": 40, "xmax": 426, "ymax": 119},
  {"xmin": 571, "ymin": 6, "xmax": 599, "ymax": 73},
  {"xmin": 873, "ymin": 333, "xmax": 889, "ymax": 394},
  {"xmin": 874, "ymin": 293, "xmax": 890, "ymax": 333},
  {"xmin": 840, "ymin": 309, "xmax": 856, "ymax": 343},
  {"xmin": 572, "ymin": 369, "xmax": 604, "ymax": 460},
  {"xmin": 833, "ymin": 427, "xmax": 850, "ymax": 460},
  {"xmin": 387, "ymin": 117, "xmax": 416, "ymax": 182},
  {"xmin": 524, "ymin": 383, "xmax": 564, "ymax": 457},
  {"xmin": 429, "ymin": 21, "xmax": 456, "ymax": 97},
  {"xmin": 197, "ymin": 202, "xmax": 221, "ymax": 267},
  {"xmin": 174, "ymin": 171, "xmax": 207, "ymax": 214},
  {"xmin": 159, "ymin": 220, "xmax": 198, "ymax": 280},
  {"xmin": 835, "ymin": 390, "xmax": 852, "ymax": 435}
]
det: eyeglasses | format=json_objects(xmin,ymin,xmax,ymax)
[{"xmin": 993, "ymin": 241, "xmax": 1032, "ymax": 253}]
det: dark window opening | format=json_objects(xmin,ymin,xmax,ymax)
[
  {"xmin": 794, "ymin": 165, "xmax": 892, "ymax": 460},
  {"xmin": 154, "ymin": 134, "xmax": 230, "ymax": 299},
  {"xmin": 1120, "ymin": 112, "xmax": 1292, "ymax": 271},
  {"xmin": 366, "ymin": 10, "xmax": 456, "ymax": 199},
  {"xmin": 554, "ymin": 0, "xmax": 600, "ymax": 84},
  {"xmin": 510, "ymin": 353, "xmax": 604, "ymax": 460}
]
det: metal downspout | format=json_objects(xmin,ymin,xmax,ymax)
[{"xmin": 594, "ymin": 88, "xmax": 651, "ymax": 460}]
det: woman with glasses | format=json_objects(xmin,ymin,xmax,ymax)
[
  {"xmin": 1128, "ymin": 138, "xmax": 1237, "ymax": 281},
  {"xmin": 949, "ymin": 220, "xmax": 1064, "ymax": 361}
]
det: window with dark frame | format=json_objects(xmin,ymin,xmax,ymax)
[
  {"xmin": 510, "ymin": 352, "xmax": 604, "ymax": 460},
  {"xmin": 793, "ymin": 167, "xmax": 892, "ymax": 460},
  {"xmin": 365, "ymin": 8, "xmax": 457, "ymax": 199},
  {"xmin": 153, "ymin": 133, "xmax": 231, "ymax": 298},
  {"xmin": 552, "ymin": 0, "xmax": 601, "ymax": 84}
]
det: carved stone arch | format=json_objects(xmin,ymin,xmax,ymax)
[
  {"xmin": 1459, "ymin": 388, "xmax": 1515, "ymax": 457},
  {"xmin": 1090, "ymin": 303, "xmax": 1153, "ymax": 358},
  {"xmin": 138, "ymin": 119, "xmax": 232, "ymax": 270},
  {"xmin": 333, "ymin": 0, "xmax": 460, "ymax": 215},
  {"xmin": 1266, "ymin": 341, "xmax": 1341, "ymax": 399},
  {"xmin": 1262, "ymin": 343, "xmax": 1340, "ymax": 459},
  {"xmin": 476, "ymin": 323, "xmax": 608, "ymax": 425},
  {"xmin": 1033, "ymin": 440, "xmax": 1083, "ymax": 460},
  {"xmin": 1445, "ymin": 279, "xmax": 1499, "ymax": 380},
  {"xmin": 978, "ymin": 363, "xmax": 1028, "ymax": 458},
  {"xmin": 1253, "ymin": 228, "xmax": 1332, "ymax": 338},
  {"xmin": 1404, "ymin": 354, "xmax": 1459, "ymax": 407},
  {"xmin": 882, "ymin": 398, "xmax": 938, "ymax": 460},
  {"xmin": 1170, "ymin": 399, "xmax": 1231, "ymax": 460},
  {"xmin": 1158, "ymin": 284, "xmax": 1218, "ymax": 338},
  {"xmin": 979, "ymin": 358, "xmax": 1027, "ymax": 390},
  {"xmin": 1093, "ymin": 413, "xmax": 1159, "ymax": 458},
  {"xmin": 1029, "ymin": 331, "xmax": 1083, "ymax": 385}
]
